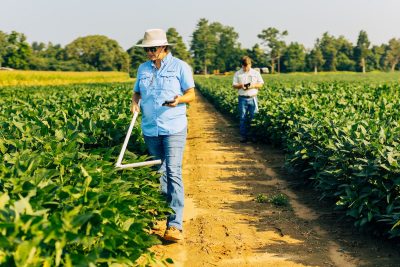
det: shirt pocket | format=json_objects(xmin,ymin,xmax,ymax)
[
  {"xmin": 248, "ymin": 75, "xmax": 259, "ymax": 83},
  {"xmin": 138, "ymin": 72, "xmax": 153, "ymax": 91},
  {"xmin": 159, "ymin": 71, "xmax": 181, "ymax": 102},
  {"xmin": 160, "ymin": 71, "xmax": 180, "ymax": 91}
]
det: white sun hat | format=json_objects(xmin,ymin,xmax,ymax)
[{"xmin": 135, "ymin": 29, "xmax": 174, "ymax": 47}]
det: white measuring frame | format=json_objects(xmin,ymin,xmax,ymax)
[{"xmin": 115, "ymin": 108, "xmax": 162, "ymax": 169}]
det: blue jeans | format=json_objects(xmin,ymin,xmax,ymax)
[
  {"xmin": 238, "ymin": 96, "xmax": 258, "ymax": 138},
  {"xmin": 143, "ymin": 128, "xmax": 187, "ymax": 230}
]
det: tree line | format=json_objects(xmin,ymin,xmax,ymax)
[{"xmin": 1, "ymin": 18, "xmax": 400, "ymax": 75}]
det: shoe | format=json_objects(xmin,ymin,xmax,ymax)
[{"xmin": 163, "ymin": 226, "xmax": 183, "ymax": 242}]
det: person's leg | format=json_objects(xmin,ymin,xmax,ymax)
[
  {"xmin": 247, "ymin": 97, "xmax": 257, "ymax": 140},
  {"xmin": 162, "ymin": 128, "xmax": 187, "ymax": 231},
  {"xmin": 143, "ymin": 135, "xmax": 167, "ymax": 195},
  {"xmin": 238, "ymin": 97, "xmax": 248, "ymax": 140}
]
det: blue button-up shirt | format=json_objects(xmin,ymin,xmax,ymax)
[{"xmin": 133, "ymin": 53, "xmax": 195, "ymax": 137}]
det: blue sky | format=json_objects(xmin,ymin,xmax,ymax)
[{"xmin": 1, "ymin": 0, "xmax": 399, "ymax": 50}]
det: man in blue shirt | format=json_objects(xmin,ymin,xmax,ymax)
[{"xmin": 131, "ymin": 29, "xmax": 195, "ymax": 242}]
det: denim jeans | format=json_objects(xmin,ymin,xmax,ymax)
[
  {"xmin": 238, "ymin": 96, "xmax": 258, "ymax": 138},
  {"xmin": 143, "ymin": 128, "xmax": 187, "ymax": 230}
]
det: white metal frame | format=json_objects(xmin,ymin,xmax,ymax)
[{"xmin": 115, "ymin": 110, "xmax": 162, "ymax": 169}]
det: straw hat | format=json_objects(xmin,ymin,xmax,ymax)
[{"xmin": 135, "ymin": 29, "xmax": 174, "ymax": 47}]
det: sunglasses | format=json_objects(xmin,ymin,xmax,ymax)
[{"xmin": 144, "ymin": 47, "xmax": 158, "ymax": 53}]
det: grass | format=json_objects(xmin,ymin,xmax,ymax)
[
  {"xmin": 255, "ymin": 193, "xmax": 289, "ymax": 207},
  {"xmin": 0, "ymin": 70, "xmax": 134, "ymax": 86}
]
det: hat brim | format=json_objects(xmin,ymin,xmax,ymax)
[{"xmin": 134, "ymin": 43, "xmax": 175, "ymax": 47}]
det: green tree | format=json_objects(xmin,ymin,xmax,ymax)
[
  {"xmin": 30, "ymin": 41, "xmax": 86, "ymax": 71},
  {"xmin": 2, "ymin": 31, "xmax": 31, "ymax": 69},
  {"xmin": 210, "ymin": 23, "xmax": 242, "ymax": 72},
  {"xmin": 335, "ymin": 36, "xmax": 355, "ymax": 71},
  {"xmin": 190, "ymin": 18, "xmax": 217, "ymax": 74},
  {"xmin": 319, "ymin": 32, "xmax": 337, "ymax": 71},
  {"xmin": 44, "ymin": 43, "xmax": 64, "ymax": 60},
  {"xmin": 166, "ymin": 28, "xmax": 192, "ymax": 64},
  {"xmin": 65, "ymin": 35, "xmax": 129, "ymax": 71},
  {"xmin": 257, "ymin": 27, "xmax": 288, "ymax": 74},
  {"xmin": 281, "ymin": 42, "xmax": 305, "ymax": 72},
  {"xmin": 32, "ymin": 41, "xmax": 46, "ymax": 53},
  {"xmin": 354, "ymin": 30, "xmax": 370, "ymax": 73},
  {"xmin": 0, "ymin": 31, "xmax": 7, "ymax": 67},
  {"xmin": 127, "ymin": 39, "xmax": 148, "ymax": 77},
  {"xmin": 384, "ymin": 38, "xmax": 400, "ymax": 71},
  {"xmin": 307, "ymin": 40, "xmax": 325, "ymax": 73},
  {"xmin": 367, "ymin": 45, "xmax": 386, "ymax": 71}
]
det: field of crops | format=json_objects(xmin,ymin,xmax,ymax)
[
  {"xmin": 0, "ymin": 82, "xmax": 170, "ymax": 266},
  {"xmin": 0, "ymin": 71, "xmax": 133, "ymax": 86},
  {"xmin": 2, "ymin": 71, "xmax": 400, "ymax": 266},
  {"xmin": 195, "ymin": 73, "xmax": 400, "ymax": 237}
]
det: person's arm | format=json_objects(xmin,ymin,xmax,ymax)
[
  {"xmin": 130, "ymin": 92, "xmax": 141, "ymax": 113},
  {"xmin": 232, "ymin": 72, "xmax": 244, "ymax": 89},
  {"xmin": 233, "ymin": 83, "xmax": 245, "ymax": 89},
  {"xmin": 251, "ymin": 72, "xmax": 264, "ymax": 90},
  {"xmin": 250, "ymin": 82, "xmax": 263, "ymax": 89},
  {"xmin": 165, "ymin": 62, "xmax": 196, "ymax": 107},
  {"xmin": 131, "ymin": 74, "xmax": 141, "ymax": 113},
  {"xmin": 166, "ymin": 88, "xmax": 195, "ymax": 107}
]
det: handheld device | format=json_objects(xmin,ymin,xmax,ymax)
[{"xmin": 162, "ymin": 100, "xmax": 175, "ymax": 106}]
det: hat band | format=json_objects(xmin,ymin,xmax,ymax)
[{"xmin": 141, "ymin": 40, "xmax": 169, "ymax": 47}]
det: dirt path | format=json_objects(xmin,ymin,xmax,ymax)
[{"xmin": 151, "ymin": 90, "xmax": 400, "ymax": 267}]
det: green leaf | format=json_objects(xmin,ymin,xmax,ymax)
[
  {"xmin": 368, "ymin": 212, "xmax": 373, "ymax": 222},
  {"xmin": 55, "ymin": 129, "xmax": 64, "ymax": 141},
  {"xmin": 0, "ymin": 193, "xmax": 10, "ymax": 209},
  {"xmin": 0, "ymin": 139, "xmax": 7, "ymax": 154},
  {"xmin": 13, "ymin": 121, "xmax": 25, "ymax": 132}
]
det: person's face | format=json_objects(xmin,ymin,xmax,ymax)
[
  {"xmin": 242, "ymin": 64, "xmax": 251, "ymax": 72},
  {"xmin": 144, "ymin": 46, "xmax": 166, "ymax": 60}
]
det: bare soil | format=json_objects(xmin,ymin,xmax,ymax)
[{"xmin": 150, "ymin": 90, "xmax": 400, "ymax": 267}]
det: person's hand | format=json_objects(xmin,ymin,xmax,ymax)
[
  {"xmin": 165, "ymin": 95, "xmax": 180, "ymax": 107},
  {"xmin": 130, "ymin": 101, "xmax": 140, "ymax": 113}
]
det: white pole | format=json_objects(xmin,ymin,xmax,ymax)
[
  {"xmin": 116, "ymin": 159, "xmax": 162, "ymax": 169},
  {"xmin": 115, "ymin": 106, "xmax": 162, "ymax": 169}
]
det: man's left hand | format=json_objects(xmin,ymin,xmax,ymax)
[{"xmin": 166, "ymin": 95, "xmax": 180, "ymax": 107}]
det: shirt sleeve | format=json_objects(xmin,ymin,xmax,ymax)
[
  {"xmin": 232, "ymin": 71, "xmax": 239, "ymax": 85},
  {"xmin": 133, "ymin": 65, "xmax": 142, "ymax": 93},
  {"xmin": 180, "ymin": 62, "xmax": 195, "ymax": 92},
  {"xmin": 133, "ymin": 79, "xmax": 140, "ymax": 93}
]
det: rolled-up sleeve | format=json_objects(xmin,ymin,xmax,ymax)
[
  {"xmin": 233, "ymin": 71, "xmax": 240, "ymax": 85},
  {"xmin": 133, "ymin": 79, "xmax": 140, "ymax": 93},
  {"xmin": 180, "ymin": 62, "xmax": 195, "ymax": 92},
  {"xmin": 133, "ymin": 66, "xmax": 142, "ymax": 93}
]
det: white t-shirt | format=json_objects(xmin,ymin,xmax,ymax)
[{"xmin": 232, "ymin": 68, "xmax": 264, "ymax": 96}]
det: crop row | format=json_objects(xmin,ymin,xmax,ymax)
[
  {"xmin": 195, "ymin": 75, "xmax": 400, "ymax": 238},
  {"xmin": 0, "ymin": 83, "xmax": 169, "ymax": 266}
]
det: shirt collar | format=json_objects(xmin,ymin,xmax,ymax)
[
  {"xmin": 151, "ymin": 52, "xmax": 172, "ymax": 69},
  {"xmin": 241, "ymin": 68, "xmax": 252, "ymax": 74}
]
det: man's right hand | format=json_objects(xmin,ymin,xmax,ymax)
[{"xmin": 130, "ymin": 102, "xmax": 140, "ymax": 113}]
